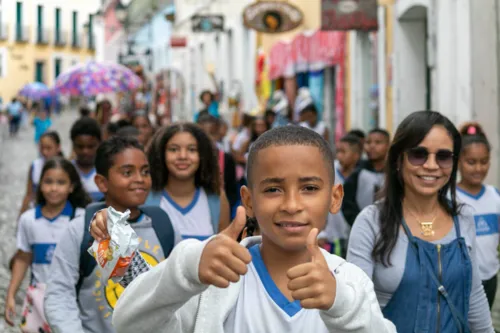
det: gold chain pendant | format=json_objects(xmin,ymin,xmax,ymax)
[{"xmin": 420, "ymin": 221, "xmax": 435, "ymax": 237}]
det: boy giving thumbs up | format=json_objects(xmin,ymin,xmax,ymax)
[{"xmin": 111, "ymin": 126, "xmax": 396, "ymax": 333}]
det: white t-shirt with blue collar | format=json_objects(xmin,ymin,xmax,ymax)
[
  {"xmin": 456, "ymin": 184, "xmax": 500, "ymax": 280},
  {"xmin": 224, "ymin": 244, "xmax": 329, "ymax": 332},
  {"xmin": 159, "ymin": 188, "xmax": 214, "ymax": 243},
  {"xmin": 72, "ymin": 161, "xmax": 104, "ymax": 202},
  {"xmin": 16, "ymin": 201, "xmax": 84, "ymax": 285}
]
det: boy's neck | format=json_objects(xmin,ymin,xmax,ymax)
[
  {"xmin": 370, "ymin": 159, "xmax": 386, "ymax": 173},
  {"xmin": 165, "ymin": 177, "xmax": 196, "ymax": 198},
  {"xmin": 105, "ymin": 199, "xmax": 141, "ymax": 220},
  {"xmin": 260, "ymin": 237, "xmax": 311, "ymax": 278},
  {"xmin": 75, "ymin": 161, "xmax": 94, "ymax": 174},
  {"xmin": 340, "ymin": 164, "xmax": 355, "ymax": 178}
]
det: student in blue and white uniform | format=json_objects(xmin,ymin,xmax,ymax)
[
  {"xmin": 4, "ymin": 157, "xmax": 91, "ymax": 329},
  {"xmin": 348, "ymin": 111, "xmax": 493, "ymax": 332},
  {"xmin": 319, "ymin": 134, "xmax": 361, "ymax": 256},
  {"xmin": 19, "ymin": 131, "xmax": 62, "ymax": 217},
  {"xmin": 146, "ymin": 123, "xmax": 230, "ymax": 242},
  {"xmin": 456, "ymin": 122, "xmax": 500, "ymax": 309},
  {"xmin": 70, "ymin": 117, "xmax": 104, "ymax": 202}
]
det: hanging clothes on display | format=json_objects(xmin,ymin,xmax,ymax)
[{"xmin": 308, "ymin": 70, "xmax": 325, "ymax": 120}]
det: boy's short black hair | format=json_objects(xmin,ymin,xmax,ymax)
[
  {"xmin": 117, "ymin": 126, "xmax": 140, "ymax": 138},
  {"xmin": 247, "ymin": 125, "xmax": 334, "ymax": 186},
  {"xmin": 369, "ymin": 128, "xmax": 391, "ymax": 141},
  {"xmin": 197, "ymin": 112, "xmax": 218, "ymax": 125},
  {"xmin": 299, "ymin": 103, "xmax": 318, "ymax": 115},
  {"xmin": 70, "ymin": 117, "xmax": 102, "ymax": 142},
  {"xmin": 340, "ymin": 134, "xmax": 362, "ymax": 153},
  {"xmin": 79, "ymin": 107, "xmax": 91, "ymax": 117},
  {"xmin": 95, "ymin": 136, "xmax": 143, "ymax": 177},
  {"xmin": 348, "ymin": 129, "xmax": 366, "ymax": 140}
]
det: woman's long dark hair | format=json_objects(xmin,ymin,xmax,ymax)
[
  {"xmin": 374, "ymin": 111, "xmax": 462, "ymax": 266},
  {"xmin": 36, "ymin": 157, "xmax": 92, "ymax": 208},
  {"xmin": 148, "ymin": 123, "xmax": 221, "ymax": 194}
]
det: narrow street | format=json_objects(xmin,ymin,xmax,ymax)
[{"xmin": 0, "ymin": 111, "xmax": 74, "ymax": 332}]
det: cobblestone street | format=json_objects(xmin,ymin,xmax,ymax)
[{"xmin": 0, "ymin": 111, "xmax": 73, "ymax": 333}]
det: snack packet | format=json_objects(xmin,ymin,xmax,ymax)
[{"xmin": 88, "ymin": 207, "xmax": 139, "ymax": 283}]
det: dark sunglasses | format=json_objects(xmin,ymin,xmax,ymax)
[{"xmin": 406, "ymin": 147, "xmax": 454, "ymax": 168}]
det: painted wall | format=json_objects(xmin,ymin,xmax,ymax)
[
  {"xmin": 168, "ymin": 0, "xmax": 257, "ymax": 120},
  {"xmin": 392, "ymin": 0, "xmax": 500, "ymax": 185},
  {"xmin": 0, "ymin": 0, "xmax": 99, "ymax": 102}
]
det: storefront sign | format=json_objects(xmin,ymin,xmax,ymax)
[
  {"xmin": 191, "ymin": 15, "xmax": 224, "ymax": 32},
  {"xmin": 321, "ymin": 0, "xmax": 378, "ymax": 31},
  {"xmin": 242, "ymin": 1, "xmax": 303, "ymax": 33}
]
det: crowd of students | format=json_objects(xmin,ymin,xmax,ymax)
[{"xmin": 3, "ymin": 106, "xmax": 500, "ymax": 333}]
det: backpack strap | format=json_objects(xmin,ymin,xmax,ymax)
[
  {"xmin": 207, "ymin": 194, "xmax": 220, "ymax": 234},
  {"xmin": 145, "ymin": 191, "xmax": 163, "ymax": 207},
  {"xmin": 76, "ymin": 202, "xmax": 107, "ymax": 295},
  {"xmin": 140, "ymin": 205, "xmax": 175, "ymax": 258}
]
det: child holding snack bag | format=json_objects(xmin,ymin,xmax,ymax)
[
  {"xmin": 44, "ymin": 136, "xmax": 175, "ymax": 333},
  {"xmin": 5, "ymin": 157, "xmax": 90, "ymax": 332}
]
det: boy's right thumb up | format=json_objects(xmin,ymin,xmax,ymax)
[{"xmin": 221, "ymin": 206, "xmax": 247, "ymax": 240}]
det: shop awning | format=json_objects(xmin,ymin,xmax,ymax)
[{"xmin": 268, "ymin": 30, "xmax": 346, "ymax": 80}]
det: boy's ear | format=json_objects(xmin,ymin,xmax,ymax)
[
  {"xmin": 329, "ymin": 184, "xmax": 344, "ymax": 215},
  {"xmin": 240, "ymin": 186, "xmax": 254, "ymax": 218},
  {"xmin": 94, "ymin": 174, "xmax": 108, "ymax": 194}
]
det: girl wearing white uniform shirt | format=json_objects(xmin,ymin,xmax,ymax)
[
  {"xmin": 5, "ymin": 157, "xmax": 90, "ymax": 329},
  {"xmin": 456, "ymin": 122, "xmax": 500, "ymax": 309}
]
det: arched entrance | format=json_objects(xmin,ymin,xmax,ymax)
[{"xmin": 394, "ymin": 0, "xmax": 430, "ymax": 125}]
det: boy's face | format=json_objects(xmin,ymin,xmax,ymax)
[
  {"xmin": 73, "ymin": 135, "xmax": 100, "ymax": 167},
  {"xmin": 336, "ymin": 142, "xmax": 360, "ymax": 169},
  {"xmin": 365, "ymin": 132, "xmax": 389, "ymax": 162},
  {"xmin": 299, "ymin": 110, "xmax": 317, "ymax": 125},
  {"xmin": 241, "ymin": 145, "xmax": 343, "ymax": 252},
  {"xmin": 95, "ymin": 148, "xmax": 151, "ymax": 210}
]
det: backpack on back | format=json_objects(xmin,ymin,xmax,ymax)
[
  {"xmin": 146, "ymin": 190, "xmax": 220, "ymax": 233},
  {"xmin": 75, "ymin": 203, "xmax": 175, "ymax": 294}
]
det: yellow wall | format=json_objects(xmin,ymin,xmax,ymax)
[
  {"xmin": 258, "ymin": 0, "xmax": 322, "ymax": 53},
  {"xmin": 0, "ymin": 27, "xmax": 94, "ymax": 103},
  {"xmin": 378, "ymin": 0, "xmax": 395, "ymax": 133}
]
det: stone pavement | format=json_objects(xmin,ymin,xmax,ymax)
[{"xmin": 0, "ymin": 111, "xmax": 74, "ymax": 333}]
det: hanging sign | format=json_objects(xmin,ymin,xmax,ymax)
[
  {"xmin": 242, "ymin": 1, "xmax": 303, "ymax": 33},
  {"xmin": 321, "ymin": 0, "xmax": 378, "ymax": 31},
  {"xmin": 191, "ymin": 15, "xmax": 225, "ymax": 32}
]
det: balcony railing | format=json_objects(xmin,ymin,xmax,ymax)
[
  {"xmin": 54, "ymin": 30, "xmax": 67, "ymax": 46},
  {"xmin": 0, "ymin": 24, "xmax": 8, "ymax": 40},
  {"xmin": 15, "ymin": 25, "xmax": 30, "ymax": 43},
  {"xmin": 36, "ymin": 28, "xmax": 50, "ymax": 45}
]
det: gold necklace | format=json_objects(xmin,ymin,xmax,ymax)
[{"xmin": 405, "ymin": 209, "xmax": 437, "ymax": 237}]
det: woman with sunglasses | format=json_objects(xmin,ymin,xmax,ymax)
[
  {"xmin": 456, "ymin": 122, "xmax": 500, "ymax": 310},
  {"xmin": 347, "ymin": 111, "xmax": 493, "ymax": 332}
]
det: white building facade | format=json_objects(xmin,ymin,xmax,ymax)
[
  {"xmin": 391, "ymin": 0, "xmax": 500, "ymax": 185},
  {"xmin": 168, "ymin": 0, "xmax": 258, "ymax": 121}
]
